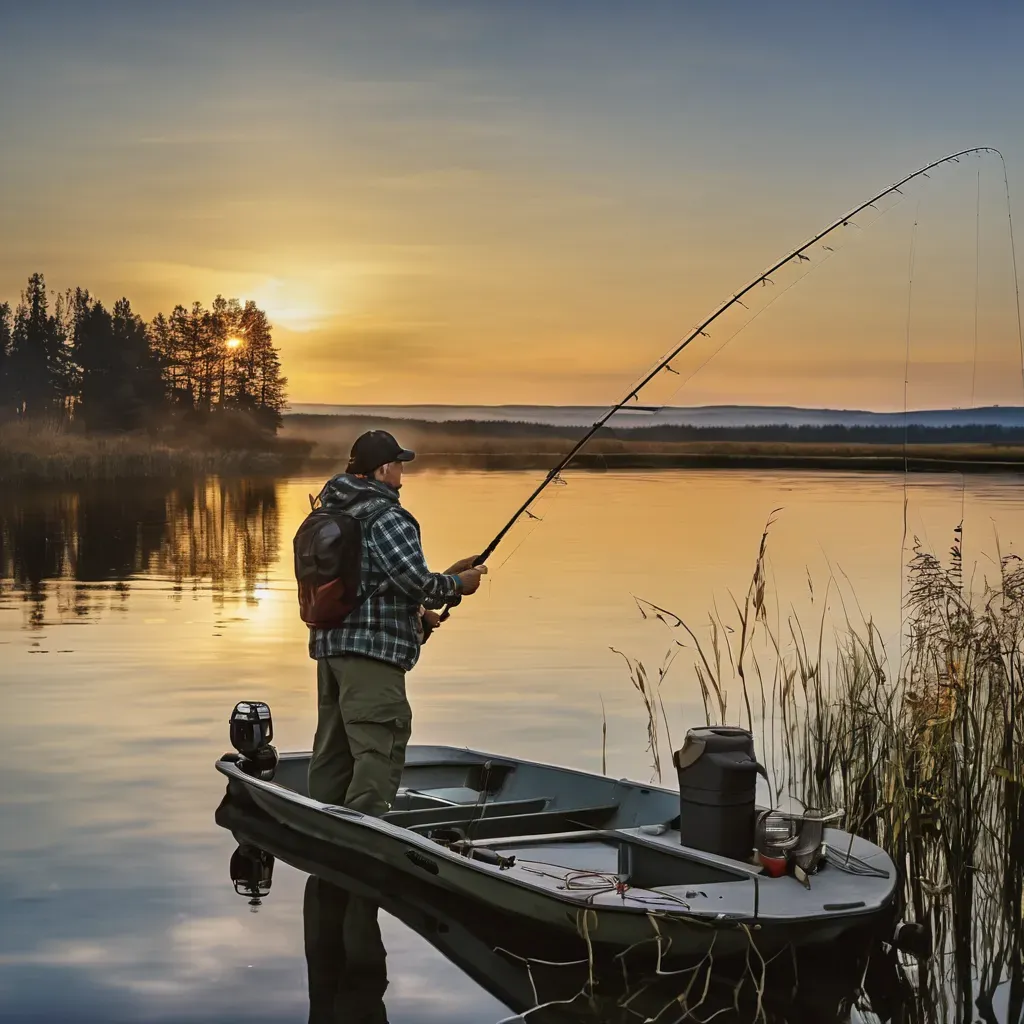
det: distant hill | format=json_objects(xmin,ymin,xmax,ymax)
[{"xmin": 287, "ymin": 403, "xmax": 1024, "ymax": 430}]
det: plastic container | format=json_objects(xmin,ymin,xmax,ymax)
[{"xmin": 672, "ymin": 726, "xmax": 767, "ymax": 861}]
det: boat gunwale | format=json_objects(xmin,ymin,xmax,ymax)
[{"xmin": 215, "ymin": 746, "xmax": 897, "ymax": 926}]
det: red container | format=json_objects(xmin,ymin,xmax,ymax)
[{"xmin": 759, "ymin": 852, "xmax": 788, "ymax": 877}]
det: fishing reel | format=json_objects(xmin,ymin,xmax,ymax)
[
  {"xmin": 755, "ymin": 807, "xmax": 843, "ymax": 884},
  {"xmin": 229, "ymin": 701, "xmax": 278, "ymax": 781},
  {"xmin": 229, "ymin": 843, "xmax": 275, "ymax": 911}
]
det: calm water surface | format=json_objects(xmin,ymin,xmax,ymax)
[{"xmin": 2, "ymin": 468, "xmax": 1023, "ymax": 1022}]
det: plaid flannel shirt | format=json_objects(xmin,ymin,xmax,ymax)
[{"xmin": 308, "ymin": 474, "xmax": 461, "ymax": 671}]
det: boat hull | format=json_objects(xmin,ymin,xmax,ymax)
[
  {"xmin": 218, "ymin": 746, "xmax": 897, "ymax": 962},
  {"xmin": 217, "ymin": 793, "xmax": 883, "ymax": 1020}
]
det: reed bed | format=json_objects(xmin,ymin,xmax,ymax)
[
  {"xmin": 0, "ymin": 421, "xmax": 303, "ymax": 481},
  {"xmin": 619, "ymin": 519, "xmax": 1024, "ymax": 1023}
]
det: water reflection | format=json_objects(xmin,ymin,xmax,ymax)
[
  {"xmin": 218, "ymin": 791, "xmax": 888, "ymax": 1024},
  {"xmin": 0, "ymin": 477, "xmax": 279, "ymax": 624},
  {"xmin": 305, "ymin": 880, "xmax": 389, "ymax": 1024},
  {"xmin": 6, "ymin": 469, "xmax": 1024, "ymax": 1020}
]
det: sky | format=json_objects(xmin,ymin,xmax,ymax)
[{"xmin": 2, "ymin": 0, "xmax": 1024, "ymax": 409}]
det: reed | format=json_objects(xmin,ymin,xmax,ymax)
[
  {"xmin": 619, "ymin": 520, "xmax": 1024, "ymax": 1022},
  {"xmin": 0, "ymin": 420, "xmax": 306, "ymax": 480}
]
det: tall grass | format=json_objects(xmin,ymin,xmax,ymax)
[
  {"xmin": 0, "ymin": 420, "xmax": 305, "ymax": 480},
  {"xmin": 620, "ymin": 519, "xmax": 1024, "ymax": 1022}
]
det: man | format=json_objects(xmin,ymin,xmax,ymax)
[{"xmin": 307, "ymin": 429, "xmax": 486, "ymax": 815}]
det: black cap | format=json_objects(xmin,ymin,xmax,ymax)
[{"xmin": 347, "ymin": 430, "xmax": 416, "ymax": 474}]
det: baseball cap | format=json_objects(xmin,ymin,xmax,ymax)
[{"xmin": 347, "ymin": 430, "xmax": 416, "ymax": 474}]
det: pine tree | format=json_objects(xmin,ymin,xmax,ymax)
[
  {"xmin": 166, "ymin": 304, "xmax": 196, "ymax": 409},
  {"xmin": 111, "ymin": 297, "xmax": 163, "ymax": 426},
  {"xmin": 228, "ymin": 300, "xmax": 272, "ymax": 410},
  {"xmin": 74, "ymin": 299, "xmax": 115, "ymax": 428},
  {"xmin": 8, "ymin": 273, "xmax": 62, "ymax": 418},
  {"xmin": 189, "ymin": 301, "xmax": 217, "ymax": 412},
  {"xmin": 253, "ymin": 317, "xmax": 287, "ymax": 429},
  {"xmin": 1, "ymin": 276, "xmax": 290, "ymax": 434},
  {"xmin": 75, "ymin": 296, "xmax": 163, "ymax": 430},
  {"xmin": 217, "ymin": 300, "xmax": 287, "ymax": 427},
  {"xmin": 51, "ymin": 288, "xmax": 80, "ymax": 417},
  {"xmin": 149, "ymin": 312, "xmax": 179, "ymax": 404},
  {"xmin": 209, "ymin": 294, "xmax": 242, "ymax": 408},
  {"xmin": 0, "ymin": 302, "xmax": 11, "ymax": 419}
]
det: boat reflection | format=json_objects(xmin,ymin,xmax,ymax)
[{"xmin": 216, "ymin": 789, "xmax": 906, "ymax": 1024}]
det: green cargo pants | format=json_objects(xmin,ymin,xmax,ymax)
[{"xmin": 307, "ymin": 654, "xmax": 412, "ymax": 816}]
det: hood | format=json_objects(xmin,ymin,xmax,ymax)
[{"xmin": 317, "ymin": 473, "xmax": 400, "ymax": 519}]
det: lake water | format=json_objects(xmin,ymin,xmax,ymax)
[{"xmin": 3, "ymin": 467, "xmax": 1023, "ymax": 1022}]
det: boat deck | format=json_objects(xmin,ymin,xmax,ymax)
[{"xmin": 224, "ymin": 746, "xmax": 895, "ymax": 924}]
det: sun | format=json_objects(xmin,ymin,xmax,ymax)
[{"xmin": 226, "ymin": 337, "xmax": 243, "ymax": 349}]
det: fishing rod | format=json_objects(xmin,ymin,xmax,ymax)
[{"xmin": 440, "ymin": 146, "xmax": 1004, "ymax": 617}]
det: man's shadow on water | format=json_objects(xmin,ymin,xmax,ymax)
[{"xmin": 304, "ymin": 875, "xmax": 389, "ymax": 1024}]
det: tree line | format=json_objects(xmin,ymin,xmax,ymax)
[
  {"xmin": 0, "ymin": 273, "xmax": 287, "ymax": 432},
  {"xmin": 624, "ymin": 422, "xmax": 1024, "ymax": 444},
  {"xmin": 304, "ymin": 415, "xmax": 1024, "ymax": 446}
]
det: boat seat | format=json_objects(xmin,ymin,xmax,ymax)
[
  {"xmin": 383, "ymin": 796, "xmax": 549, "ymax": 829},
  {"xmin": 404, "ymin": 786, "xmax": 481, "ymax": 805},
  {"xmin": 390, "ymin": 787, "xmax": 479, "ymax": 812},
  {"xmin": 408, "ymin": 802, "xmax": 620, "ymax": 840}
]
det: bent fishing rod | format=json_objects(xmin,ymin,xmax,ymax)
[{"xmin": 439, "ymin": 146, "xmax": 1004, "ymax": 619}]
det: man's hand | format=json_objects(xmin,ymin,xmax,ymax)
[
  {"xmin": 419, "ymin": 607, "xmax": 442, "ymax": 644},
  {"xmin": 457, "ymin": 565, "xmax": 488, "ymax": 594},
  {"xmin": 445, "ymin": 555, "xmax": 482, "ymax": 574}
]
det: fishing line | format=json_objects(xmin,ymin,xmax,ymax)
[
  {"xmin": 995, "ymin": 153, "xmax": 1024, "ymax": 399},
  {"xmin": 970, "ymin": 169, "xmax": 983, "ymax": 413},
  {"xmin": 493, "ymin": 478, "xmax": 568, "ymax": 572},
  {"xmin": 493, "ymin": 198, "xmax": 911, "ymax": 569},
  {"xmin": 962, "ymin": 169, "xmax": 983, "ymax": 532},
  {"xmin": 491, "ymin": 195, "xmax": 911, "ymax": 574},
  {"xmin": 657, "ymin": 256, "xmax": 841, "ymax": 405},
  {"xmin": 996, "ymin": 153, "xmax": 1024, "ymax": 745},
  {"xmin": 647, "ymin": 204, "xmax": 905, "ymax": 411},
  {"xmin": 899, "ymin": 203, "xmax": 920, "ymax": 662},
  {"xmin": 438, "ymin": 148, "xmax": 1005, "ymax": 625}
]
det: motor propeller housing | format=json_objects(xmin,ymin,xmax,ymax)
[
  {"xmin": 229, "ymin": 843, "xmax": 274, "ymax": 911},
  {"xmin": 229, "ymin": 701, "xmax": 278, "ymax": 780}
]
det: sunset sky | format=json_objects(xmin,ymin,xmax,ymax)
[{"xmin": 3, "ymin": 1, "xmax": 1024, "ymax": 409}]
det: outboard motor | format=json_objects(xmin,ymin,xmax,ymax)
[
  {"xmin": 672, "ymin": 726, "xmax": 767, "ymax": 860},
  {"xmin": 229, "ymin": 701, "xmax": 278, "ymax": 780}
]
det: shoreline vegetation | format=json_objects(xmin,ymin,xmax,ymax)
[
  {"xmin": 4, "ymin": 270, "xmax": 1023, "ymax": 480},
  {"xmin": 8, "ymin": 413, "xmax": 1024, "ymax": 480},
  {"xmin": 616, "ymin": 525, "xmax": 1024, "ymax": 1021},
  {"xmin": 4, "ymin": 268, "xmax": 1024, "ymax": 483},
  {"xmin": 282, "ymin": 413, "xmax": 1024, "ymax": 474},
  {"xmin": 0, "ymin": 273, "xmax": 292, "ymax": 480},
  {"xmin": 0, "ymin": 421, "xmax": 312, "ymax": 481}
]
